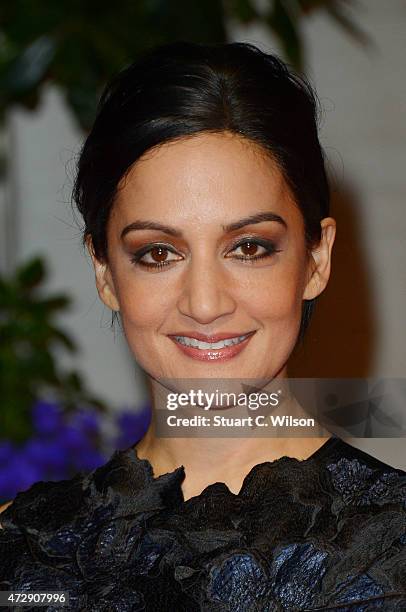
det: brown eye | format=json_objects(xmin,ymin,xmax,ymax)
[
  {"xmin": 150, "ymin": 246, "xmax": 169, "ymax": 263},
  {"xmin": 130, "ymin": 244, "xmax": 183, "ymax": 269},
  {"xmin": 227, "ymin": 238, "xmax": 281, "ymax": 263},
  {"xmin": 239, "ymin": 242, "xmax": 259, "ymax": 256}
]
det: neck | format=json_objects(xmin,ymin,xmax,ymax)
[{"xmin": 134, "ymin": 373, "xmax": 330, "ymax": 500}]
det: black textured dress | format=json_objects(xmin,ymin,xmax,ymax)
[{"xmin": 0, "ymin": 436, "xmax": 405, "ymax": 611}]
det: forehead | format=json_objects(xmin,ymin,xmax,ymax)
[{"xmin": 110, "ymin": 131, "xmax": 302, "ymax": 230}]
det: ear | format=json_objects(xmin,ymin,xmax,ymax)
[
  {"xmin": 302, "ymin": 217, "xmax": 336, "ymax": 300},
  {"xmin": 85, "ymin": 235, "xmax": 120, "ymax": 312}
]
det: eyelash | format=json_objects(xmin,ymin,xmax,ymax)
[{"xmin": 130, "ymin": 239, "xmax": 282, "ymax": 270}]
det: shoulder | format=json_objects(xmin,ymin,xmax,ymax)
[
  {"xmin": 0, "ymin": 444, "xmax": 163, "ymax": 535},
  {"xmin": 0, "ymin": 446, "xmax": 185, "ymax": 601},
  {"xmin": 0, "ymin": 472, "xmax": 89, "ymax": 535},
  {"xmin": 0, "ymin": 457, "xmax": 112, "ymax": 588},
  {"xmin": 0, "ymin": 472, "xmax": 92, "ymax": 594},
  {"xmin": 322, "ymin": 437, "xmax": 406, "ymax": 508}
]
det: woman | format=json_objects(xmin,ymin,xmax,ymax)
[{"xmin": 1, "ymin": 41, "xmax": 405, "ymax": 611}]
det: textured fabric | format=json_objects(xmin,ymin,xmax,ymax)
[{"xmin": 0, "ymin": 436, "xmax": 405, "ymax": 611}]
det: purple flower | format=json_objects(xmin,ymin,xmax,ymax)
[
  {"xmin": 0, "ymin": 400, "xmax": 151, "ymax": 502},
  {"xmin": 31, "ymin": 399, "xmax": 64, "ymax": 436},
  {"xmin": 71, "ymin": 448, "xmax": 106, "ymax": 472},
  {"xmin": 0, "ymin": 440, "xmax": 15, "ymax": 464},
  {"xmin": 24, "ymin": 438, "xmax": 69, "ymax": 472},
  {"xmin": 115, "ymin": 405, "xmax": 151, "ymax": 449},
  {"xmin": 0, "ymin": 454, "xmax": 43, "ymax": 497},
  {"xmin": 70, "ymin": 409, "xmax": 100, "ymax": 438},
  {"xmin": 58, "ymin": 424, "xmax": 91, "ymax": 453}
]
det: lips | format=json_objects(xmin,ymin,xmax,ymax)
[
  {"xmin": 168, "ymin": 331, "xmax": 256, "ymax": 362},
  {"xmin": 168, "ymin": 331, "xmax": 255, "ymax": 343}
]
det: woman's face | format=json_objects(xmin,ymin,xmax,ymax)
[{"xmin": 90, "ymin": 132, "xmax": 334, "ymax": 381}]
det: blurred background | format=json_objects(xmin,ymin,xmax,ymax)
[{"xmin": 0, "ymin": 0, "xmax": 405, "ymax": 502}]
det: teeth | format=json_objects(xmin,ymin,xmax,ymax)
[{"xmin": 173, "ymin": 334, "xmax": 249, "ymax": 350}]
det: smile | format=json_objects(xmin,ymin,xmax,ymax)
[
  {"xmin": 168, "ymin": 331, "xmax": 256, "ymax": 361},
  {"xmin": 174, "ymin": 334, "xmax": 249, "ymax": 349}
]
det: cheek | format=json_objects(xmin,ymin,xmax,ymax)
[
  {"xmin": 113, "ymin": 272, "xmax": 174, "ymax": 333},
  {"xmin": 115, "ymin": 279, "xmax": 169, "ymax": 369},
  {"xmin": 238, "ymin": 259, "xmax": 306, "ymax": 322},
  {"xmin": 121, "ymin": 289, "xmax": 167, "ymax": 329}
]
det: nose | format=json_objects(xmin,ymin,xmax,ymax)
[{"xmin": 176, "ymin": 256, "xmax": 237, "ymax": 324}]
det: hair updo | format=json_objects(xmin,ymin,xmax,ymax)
[{"xmin": 72, "ymin": 40, "xmax": 330, "ymax": 340}]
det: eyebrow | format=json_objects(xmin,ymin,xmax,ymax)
[{"xmin": 120, "ymin": 212, "xmax": 287, "ymax": 240}]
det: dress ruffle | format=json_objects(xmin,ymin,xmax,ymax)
[{"xmin": 1, "ymin": 437, "xmax": 405, "ymax": 611}]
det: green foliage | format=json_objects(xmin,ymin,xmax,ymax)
[
  {"xmin": 0, "ymin": 0, "xmax": 370, "ymax": 130},
  {"xmin": 0, "ymin": 255, "xmax": 107, "ymax": 442}
]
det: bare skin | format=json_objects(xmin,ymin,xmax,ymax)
[
  {"xmin": 88, "ymin": 131, "xmax": 336, "ymax": 502},
  {"xmin": 0, "ymin": 501, "xmax": 13, "ymax": 529}
]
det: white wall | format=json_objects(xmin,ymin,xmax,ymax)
[
  {"xmin": 2, "ymin": 0, "xmax": 405, "ymax": 466},
  {"xmin": 302, "ymin": 0, "xmax": 406, "ymax": 466},
  {"xmin": 304, "ymin": 0, "xmax": 406, "ymax": 379}
]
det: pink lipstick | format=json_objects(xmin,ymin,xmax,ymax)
[{"xmin": 167, "ymin": 331, "xmax": 256, "ymax": 362}]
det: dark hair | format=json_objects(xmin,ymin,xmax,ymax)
[{"xmin": 73, "ymin": 40, "xmax": 330, "ymax": 341}]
